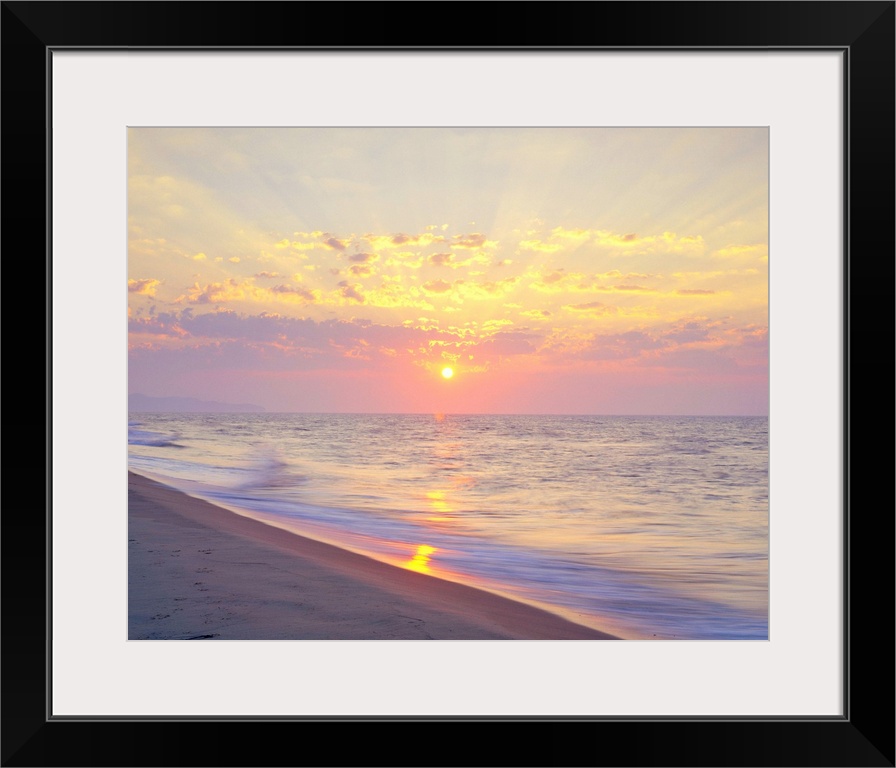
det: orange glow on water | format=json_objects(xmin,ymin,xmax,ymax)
[
  {"xmin": 424, "ymin": 490, "xmax": 455, "ymax": 523},
  {"xmin": 404, "ymin": 544, "xmax": 437, "ymax": 573},
  {"xmin": 426, "ymin": 490, "xmax": 449, "ymax": 508}
]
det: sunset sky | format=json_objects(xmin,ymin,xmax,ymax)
[{"xmin": 128, "ymin": 127, "xmax": 768, "ymax": 415}]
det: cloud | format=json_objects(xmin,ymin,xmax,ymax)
[
  {"xmin": 480, "ymin": 318, "xmax": 514, "ymax": 334},
  {"xmin": 182, "ymin": 279, "xmax": 246, "ymax": 304},
  {"xmin": 676, "ymin": 288, "xmax": 715, "ymax": 295},
  {"xmin": 639, "ymin": 346, "xmax": 740, "ymax": 373},
  {"xmin": 714, "ymin": 243, "xmax": 767, "ymax": 260},
  {"xmin": 324, "ymin": 235, "xmax": 348, "ymax": 251},
  {"xmin": 451, "ymin": 233, "xmax": 497, "ymax": 250},
  {"xmin": 129, "ymin": 310, "xmax": 477, "ymax": 372},
  {"xmin": 384, "ymin": 252, "xmax": 425, "ymax": 269},
  {"xmin": 476, "ymin": 330, "xmax": 537, "ymax": 356},
  {"xmin": 271, "ymin": 284, "xmax": 317, "ymax": 301},
  {"xmin": 228, "ymin": 257, "xmax": 241, "ymax": 263},
  {"xmin": 610, "ymin": 284, "xmax": 653, "ymax": 292},
  {"xmin": 563, "ymin": 301, "xmax": 617, "ymax": 316},
  {"xmin": 732, "ymin": 325, "xmax": 768, "ymax": 347},
  {"xmin": 128, "ymin": 278, "xmax": 161, "ymax": 296},
  {"xmin": 538, "ymin": 318, "xmax": 768, "ymax": 372},
  {"xmin": 663, "ymin": 320, "xmax": 714, "ymax": 344},
  {"xmin": 349, "ymin": 252, "xmax": 378, "ymax": 263},
  {"xmin": 579, "ymin": 330, "xmax": 665, "ymax": 361},
  {"xmin": 285, "ymin": 240, "xmax": 327, "ymax": 252},
  {"xmin": 363, "ymin": 232, "xmax": 445, "ymax": 250},
  {"xmin": 529, "ymin": 269, "xmax": 589, "ymax": 292},
  {"xmin": 346, "ymin": 281, "xmax": 434, "ymax": 311},
  {"xmin": 337, "ymin": 281, "xmax": 365, "ymax": 303},
  {"xmin": 520, "ymin": 227, "xmax": 705, "ymax": 258},
  {"xmin": 185, "ymin": 311, "xmax": 287, "ymax": 342},
  {"xmin": 427, "ymin": 251, "xmax": 490, "ymax": 269},
  {"xmin": 594, "ymin": 230, "xmax": 705, "ymax": 255},
  {"xmin": 422, "ymin": 279, "xmax": 453, "ymax": 294},
  {"xmin": 128, "ymin": 313, "xmax": 189, "ymax": 337},
  {"xmin": 518, "ymin": 239, "xmax": 562, "ymax": 253},
  {"xmin": 254, "ymin": 271, "xmax": 280, "ymax": 278},
  {"xmin": 550, "ymin": 227, "xmax": 593, "ymax": 242},
  {"xmin": 455, "ymin": 277, "xmax": 519, "ymax": 299},
  {"xmin": 178, "ymin": 277, "xmax": 320, "ymax": 306},
  {"xmin": 602, "ymin": 270, "xmax": 654, "ymax": 280}
]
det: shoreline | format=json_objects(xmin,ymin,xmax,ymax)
[{"xmin": 128, "ymin": 471, "xmax": 618, "ymax": 640}]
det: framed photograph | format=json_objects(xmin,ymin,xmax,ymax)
[
  {"xmin": 6, "ymin": 1, "xmax": 893, "ymax": 765},
  {"xmin": 125, "ymin": 121, "xmax": 771, "ymax": 646}
]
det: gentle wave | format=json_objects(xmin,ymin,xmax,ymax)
[
  {"xmin": 128, "ymin": 423, "xmax": 183, "ymax": 448},
  {"xmin": 128, "ymin": 413, "xmax": 769, "ymax": 639}
]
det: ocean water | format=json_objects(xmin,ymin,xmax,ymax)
[{"xmin": 128, "ymin": 412, "xmax": 768, "ymax": 640}]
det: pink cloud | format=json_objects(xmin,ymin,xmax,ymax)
[
  {"xmin": 337, "ymin": 281, "xmax": 365, "ymax": 303},
  {"xmin": 422, "ymin": 279, "xmax": 453, "ymax": 294}
]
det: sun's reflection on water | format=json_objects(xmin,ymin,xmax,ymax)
[
  {"xmin": 424, "ymin": 490, "xmax": 454, "ymax": 522},
  {"xmin": 404, "ymin": 544, "xmax": 437, "ymax": 573}
]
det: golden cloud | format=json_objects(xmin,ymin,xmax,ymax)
[
  {"xmin": 518, "ymin": 239, "xmax": 562, "ymax": 253},
  {"xmin": 714, "ymin": 243, "xmax": 768, "ymax": 260},
  {"xmin": 128, "ymin": 278, "xmax": 161, "ymax": 296},
  {"xmin": 364, "ymin": 232, "xmax": 445, "ymax": 250}
]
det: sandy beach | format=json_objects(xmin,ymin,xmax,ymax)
[{"xmin": 128, "ymin": 471, "xmax": 617, "ymax": 640}]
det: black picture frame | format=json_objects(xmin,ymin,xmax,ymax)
[{"xmin": 4, "ymin": 2, "xmax": 893, "ymax": 765}]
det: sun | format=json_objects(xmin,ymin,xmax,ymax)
[{"xmin": 441, "ymin": 366, "xmax": 454, "ymax": 379}]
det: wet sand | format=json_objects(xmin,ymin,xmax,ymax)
[{"xmin": 128, "ymin": 471, "xmax": 617, "ymax": 640}]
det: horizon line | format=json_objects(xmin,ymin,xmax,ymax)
[{"xmin": 128, "ymin": 409, "xmax": 769, "ymax": 418}]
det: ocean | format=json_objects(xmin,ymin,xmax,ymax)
[{"xmin": 128, "ymin": 412, "xmax": 768, "ymax": 640}]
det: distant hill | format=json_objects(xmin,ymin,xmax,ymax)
[{"xmin": 128, "ymin": 393, "xmax": 266, "ymax": 413}]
